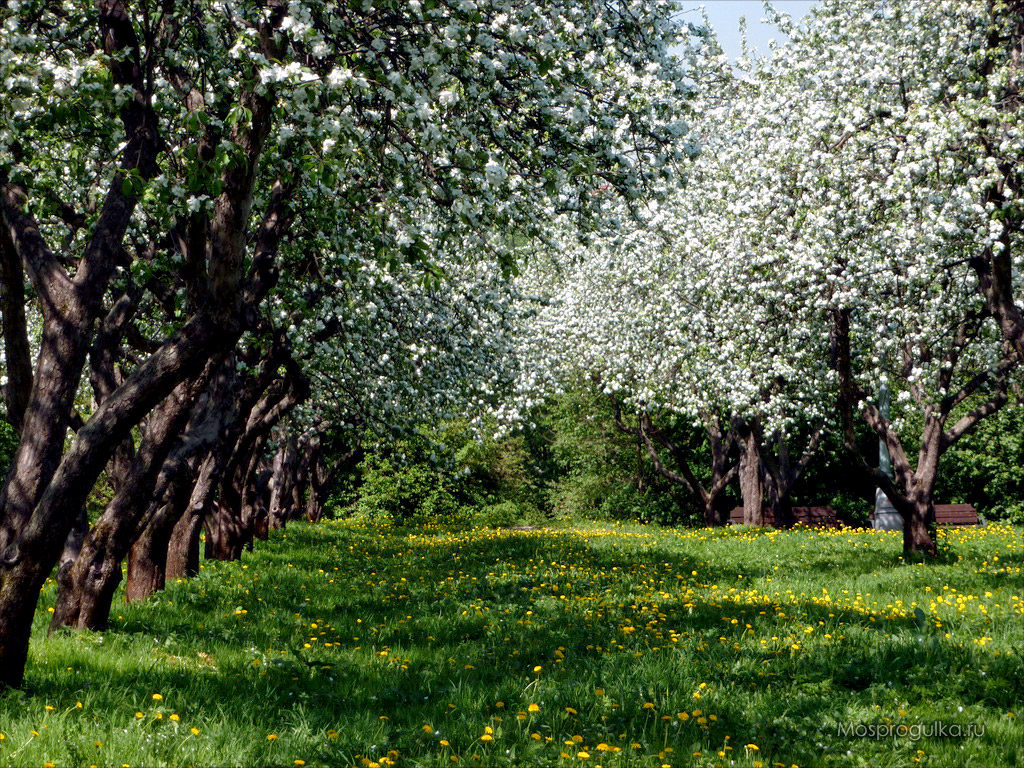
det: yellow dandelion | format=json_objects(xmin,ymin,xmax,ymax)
[
  {"xmin": 480, "ymin": 734, "xmax": 493, "ymax": 743},
  {"xmin": 191, "ymin": 728, "xmax": 201, "ymax": 736},
  {"xmin": 422, "ymin": 724, "xmax": 434, "ymax": 734},
  {"xmin": 135, "ymin": 712, "xmax": 144, "ymax": 719},
  {"xmin": 577, "ymin": 752, "xmax": 590, "ymax": 759},
  {"xmin": 294, "ymin": 761, "xmax": 305, "ymax": 766},
  {"xmin": 528, "ymin": 703, "xmax": 540, "ymax": 713},
  {"xmin": 267, "ymin": 734, "xmax": 279, "ymax": 741},
  {"xmin": 170, "ymin": 714, "xmax": 180, "ymax": 722},
  {"xmin": 151, "ymin": 693, "xmax": 163, "ymax": 701}
]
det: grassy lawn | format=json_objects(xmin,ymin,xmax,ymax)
[{"xmin": 0, "ymin": 520, "xmax": 1022, "ymax": 768}]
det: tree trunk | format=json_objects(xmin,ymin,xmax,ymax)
[
  {"xmin": 738, "ymin": 428, "xmax": 765, "ymax": 526},
  {"xmin": 51, "ymin": 505, "xmax": 88, "ymax": 614},
  {"xmin": 49, "ymin": 520, "xmax": 123, "ymax": 632},
  {"xmin": 124, "ymin": 467, "xmax": 193, "ymax": 603},
  {"xmin": 0, "ymin": 224, "xmax": 33, "ymax": 433},
  {"xmin": 205, "ymin": 501, "xmax": 245, "ymax": 561},
  {"xmin": 0, "ymin": 560, "xmax": 49, "ymax": 687},
  {"xmin": 905, "ymin": 494, "xmax": 937, "ymax": 556},
  {"xmin": 166, "ymin": 508, "xmax": 203, "ymax": 580},
  {"xmin": 50, "ymin": 371, "xmax": 213, "ymax": 630}
]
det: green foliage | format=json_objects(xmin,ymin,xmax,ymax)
[
  {"xmin": 528, "ymin": 388, "xmax": 701, "ymax": 523},
  {"xmin": 351, "ymin": 386, "xmax": 1024, "ymax": 529},
  {"xmin": 937, "ymin": 398, "xmax": 1024, "ymax": 523},
  {"xmin": 471, "ymin": 500, "xmax": 546, "ymax": 528},
  {"xmin": 0, "ymin": 419, "xmax": 17, "ymax": 477},
  {"xmin": 355, "ymin": 454, "xmax": 463, "ymax": 522},
  {"xmin": 352, "ymin": 421, "xmax": 541, "ymax": 524}
]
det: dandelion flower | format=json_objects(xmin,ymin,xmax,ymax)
[{"xmin": 151, "ymin": 693, "xmax": 163, "ymax": 701}]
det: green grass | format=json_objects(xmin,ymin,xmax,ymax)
[{"xmin": 1, "ymin": 519, "xmax": 1022, "ymax": 768}]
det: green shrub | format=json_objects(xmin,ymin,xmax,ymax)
[
  {"xmin": 471, "ymin": 500, "xmax": 546, "ymax": 528},
  {"xmin": 355, "ymin": 455, "xmax": 461, "ymax": 521}
]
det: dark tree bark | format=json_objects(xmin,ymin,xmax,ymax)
[
  {"xmin": 268, "ymin": 434, "xmax": 299, "ymax": 529},
  {"xmin": 124, "ymin": 459, "xmax": 194, "ymax": 603},
  {"xmin": 304, "ymin": 443, "xmax": 361, "ymax": 523},
  {"xmin": 736, "ymin": 419, "xmax": 825, "ymax": 528},
  {"xmin": 166, "ymin": 497, "xmax": 204, "ymax": 580},
  {"xmin": 0, "ymin": 225, "xmax": 32, "ymax": 433},
  {"xmin": 0, "ymin": 24, "xmax": 292, "ymax": 680},
  {"xmin": 50, "ymin": 370, "xmax": 213, "ymax": 631}
]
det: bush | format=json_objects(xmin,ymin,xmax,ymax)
[
  {"xmin": 471, "ymin": 500, "xmax": 546, "ymax": 528},
  {"xmin": 351, "ymin": 421, "xmax": 545, "ymax": 525},
  {"xmin": 355, "ymin": 455, "xmax": 462, "ymax": 521}
]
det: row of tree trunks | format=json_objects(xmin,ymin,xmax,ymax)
[{"xmin": 733, "ymin": 418, "xmax": 825, "ymax": 528}]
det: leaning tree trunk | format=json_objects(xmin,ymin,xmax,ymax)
[
  {"xmin": 268, "ymin": 436, "xmax": 297, "ymax": 529},
  {"xmin": 124, "ymin": 464, "xmax": 194, "ymax": 603},
  {"xmin": 51, "ymin": 372, "xmax": 210, "ymax": 630}
]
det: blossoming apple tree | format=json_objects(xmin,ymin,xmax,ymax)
[{"xmin": 0, "ymin": 0, "xmax": 688, "ymax": 687}]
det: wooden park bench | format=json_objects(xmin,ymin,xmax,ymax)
[
  {"xmin": 934, "ymin": 503, "xmax": 979, "ymax": 526},
  {"xmin": 868, "ymin": 503, "xmax": 979, "ymax": 527},
  {"xmin": 729, "ymin": 506, "xmax": 839, "ymax": 528}
]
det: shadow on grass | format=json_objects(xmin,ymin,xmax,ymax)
[{"xmin": 13, "ymin": 521, "xmax": 1023, "ymax": 768}]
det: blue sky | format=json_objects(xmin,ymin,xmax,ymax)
[{"xmin": 679, "ymin": 1, "xmax": 817, "ymax": 59}]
